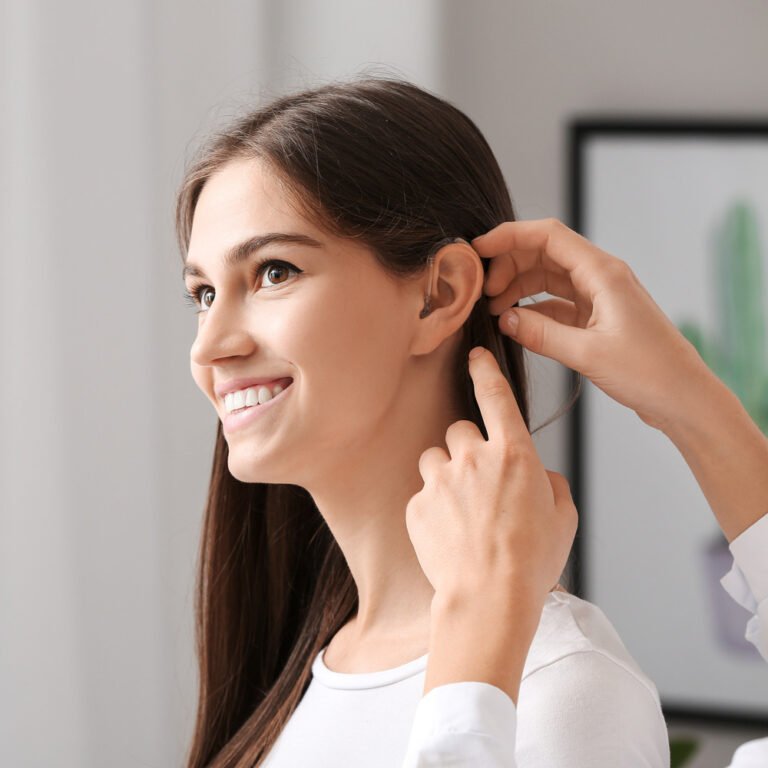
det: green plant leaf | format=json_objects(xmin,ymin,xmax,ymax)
[{"xmin": 670, "ymin": 737, "xmax": 699, "ymax": 767}]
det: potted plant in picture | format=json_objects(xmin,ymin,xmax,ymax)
[{"xmin": 669, "ymin": 736, "xmax": 699, "ymax": 768}]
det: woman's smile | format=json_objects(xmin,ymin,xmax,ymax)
[{"xmin": 222, "ymin": 378, "xmax": 295, "ymax": 434}]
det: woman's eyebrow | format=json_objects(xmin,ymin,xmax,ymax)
[{"xmin": 182, "ymin": 232, "xmax": 323, "ymax": 280}]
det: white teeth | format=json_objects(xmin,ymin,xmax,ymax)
[{"xmin": 224, "ymin": 382, "xmax": 288, "ymax": 413}]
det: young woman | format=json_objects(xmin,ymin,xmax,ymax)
[{"xmin": 176, "ymin": 76, "xmax": 670, "ymax": 766}]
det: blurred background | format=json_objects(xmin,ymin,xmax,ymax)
[{"xmin": 2, "ymin": 1, "xmax": 767, "ymax": 766}]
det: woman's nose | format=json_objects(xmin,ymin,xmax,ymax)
[{"xmin": 189, "ymin": 299, "xmax": 253, "ymax": 366}]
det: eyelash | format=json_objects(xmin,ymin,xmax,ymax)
[{"xmin": 182, "ymin": 257, "xmax": 302, "ymax": 314}]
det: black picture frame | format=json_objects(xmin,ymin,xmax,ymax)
[{"xmin": 567, "ymin": 117, "xmax": 768, "ymax": 727}]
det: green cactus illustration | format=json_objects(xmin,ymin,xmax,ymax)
[
  {"xmin": 677, "ymin": 202, "xmax": 766, "ymax": 662},
  {"xmin": 677, "ymin": 200, "xmax": 768, "ymax": 434}
]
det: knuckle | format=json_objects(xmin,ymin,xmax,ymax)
[
  {"xmin": 445, "ymin": 419, "xmax": 474, "ymax": 438},
  {"xmin": 500, "ymin": 440, "xmax": 532, "ymax": 466},
  {"xmin": 525, "ymin": 319, "xmax": 546, "ymax": 352},
  {"xmin": 418, "ymin": 447, "xmax": 436, "ymax": 472},
  {"xmin": 478, "ymin": 379, "xmax": 508, "ymax": 400},
  {"xmin": 405, "ymin": 497, "xmax": 422, "ymax": 522},
  {"xmin": 605, "ymin": 257, "xmax": 633, "ymax": 285},
  {"xmin": 420, "ymin": 445, "xmax": 441, "ymax": 459}
]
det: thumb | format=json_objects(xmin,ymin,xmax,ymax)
[{"xmin": 503, "ymin": 305, "xmax": 585, "ymax": 370}]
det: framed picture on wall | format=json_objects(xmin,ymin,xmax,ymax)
[{"xmin": 567, "ymin": 117, "xmax": 768, "ymax": 725}]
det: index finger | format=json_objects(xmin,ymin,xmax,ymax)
[
  {"xmin": 468, "ymin": 346, "xmax": 533, "ymax": 447},
  {"xmin": 471, "ymin": 218, "xmax": 614, "ymax": 297}
]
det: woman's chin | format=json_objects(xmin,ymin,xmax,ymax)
[
  {"xmin": 227, "ymin": 454, "xmax": 270, "ymax": 484},
  {"xmin": 227, "ymin": 453, "xmax": 296, "ymax": 486}
]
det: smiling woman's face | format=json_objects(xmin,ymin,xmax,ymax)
[{"xmin": 185, "ymin": 157, "xmax": 427, "ymax": 485}]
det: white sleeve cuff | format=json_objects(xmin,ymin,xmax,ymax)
[
  {"xmin": 721, "ymin": 560, "xmax": 758, "ymax": 613},
  {"xmin": 401, "ymin": 682, "xmax": 517, "ymax": 767},
  {"xmin": 728, "ymin": 511, "xmax": 768, "ymax": 603},
  {"xmin": 720, "ymin": 512, "xmax": 768, "ymax": 663},
  {"xmin": 726, "ymin": 737, "xmax": 768, "ymax": 767}
]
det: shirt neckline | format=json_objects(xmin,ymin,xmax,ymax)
[{"xmin": 312, "ymin": 645, "xmax": 429, "ymax": 690}]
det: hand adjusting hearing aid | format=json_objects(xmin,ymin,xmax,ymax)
[{"xmin": 419, "ymin": 236, "xmax": 470, "ymax": 318}]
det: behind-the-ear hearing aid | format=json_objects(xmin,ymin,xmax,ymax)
[{"xmin": 420, "ymin": 236, "xmax": 470, "ymax": 318}]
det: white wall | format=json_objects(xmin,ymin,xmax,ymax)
[
  {"xmin": 1, "ymin": 2, "xmax": 169, "ymax": 765},
  {"xmin": 1, "ymin": 1, "xmax": 441, "ymax": 766},
  {"xmin": 3, "ymin": 1, "xmax": 768, "ymax": 766},
  {"xmin": 0, "ymin": 0, "xmax": 266, "ymax": 765}
]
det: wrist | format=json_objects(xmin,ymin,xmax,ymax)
[
  {"xmin": 658, "ymin": 368, "xmax": 768, "ymax": 541},
  {"xmin": 642, "ymin": 347, "xmax": 720, "ymax": 435},
  {"xmin": 658, "ymin": 364, "xmax": 735, "ymax": 444},
  {"xmin": 429, "ymin": 583, "xmax": 545, "ymax": 665},
  {"xmin": 426, "ymin": 585, "xmax": 543, "ymax": 705},
  {"xmin": 431, "ymin": 578, "xmax": 544, "ymax": 625}
]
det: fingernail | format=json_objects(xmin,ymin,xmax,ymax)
[
  {"xmin": 469, "ymin": 346, "xmax": 484, "ymax": 360},
  {"xmin": 506, "ymin": 311, "xmax": 519, "ymax": 333}
]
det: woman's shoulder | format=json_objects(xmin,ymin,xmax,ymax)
[
  {"xmin": 516, "ymin": 590, "xmax": 670, "ymax": 765},
  {"xmin": 521, "ymin": 588, "xmax": 659, "ymax": 703}
]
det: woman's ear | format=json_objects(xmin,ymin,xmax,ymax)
[{"xmin": 410, "ymin": 241, "xmax": 484, "ymax": 355}]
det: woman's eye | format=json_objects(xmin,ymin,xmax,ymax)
[
  {"xmin": 259, "ymin": 260, "xmax": 297, "ymax": 288},
  {"xmin": 182, "ymin": 285, "xmax": 213, "ymax": 313},
  {"xmin": 199, "ymin": 286, "xmax": 214, "ymax": 307},
  {"xmin": 182, "ymin": 259, "xmax": 301, "ymax": 315}
]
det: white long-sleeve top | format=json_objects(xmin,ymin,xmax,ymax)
[
  {"xmin": 261, "ymin": 590, "xmax": 670, "ymax": 767},
  {"xmin": 720, "ymin": 512, "xmax": 768, "ymax": 664},
  {"xmin": 397, "ymin": 512, "xmax": 768, "ymax": 768},
  {"xmin": 261, "ymin": 512, "xmax": 768, "ymax": 767},
  {"xmin": 401, "ymin": 512, "xmax": 768, "ymax": 768}
]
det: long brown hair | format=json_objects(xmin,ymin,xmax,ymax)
[{"xmin": 175, "ymin": 74, "xmax": 582, "ymax": 767}]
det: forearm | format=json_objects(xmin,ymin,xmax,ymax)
[
  {"xmin": 424, "ymin": 587, "xmax": 541, "ymax": 705},
  {"xmin": 660, "ymin": 366, "xmax": 768, "ymax": 542}
]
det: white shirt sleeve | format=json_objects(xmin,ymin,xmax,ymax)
[
  {"xmin": 725, "ymin": 738, "xmax": 768, "ymax": 768},
  {"xmin": 719, "ymin": 511, "xmax": 768, "ymax": 662},
  {"xmin": 401, "ymin": 681, "xmax": 517, "ymax": 767},
  {"xmin": 401, "ymin": 651, "xmax": 668, "ymax": 767},
  {"xmin": 401, "ymin": 512, "xmax": 768, "ymax": 768},
  {"xmin": 718, "ymin": 511, "xmax": 768, "ymax": 768},
  {"xmin": 514, "ymin": 650, "xmax": 669, "ymax": 767}
]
